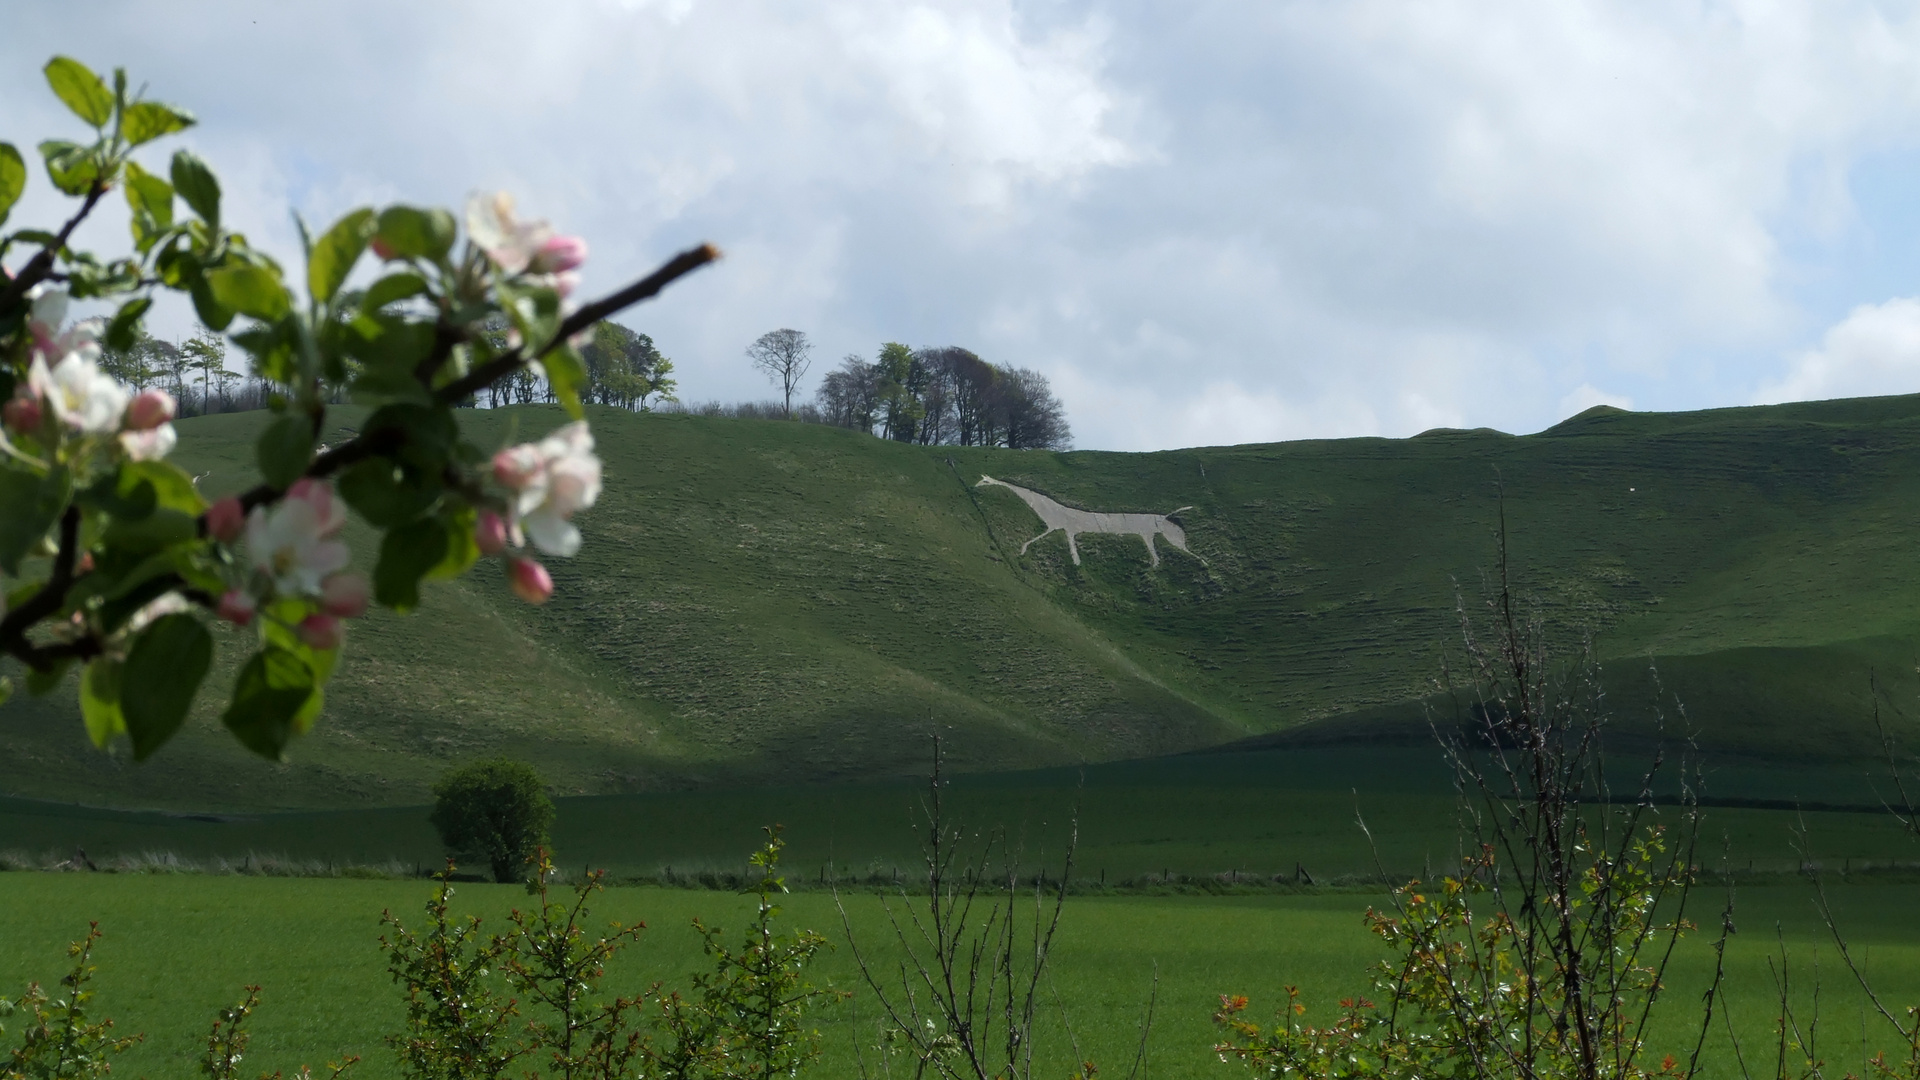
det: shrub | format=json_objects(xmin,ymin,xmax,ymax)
[{"xmin": 429, "ymin": 760, "xmax": 555, "ymax": 884}]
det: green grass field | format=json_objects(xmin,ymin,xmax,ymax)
[
  {"xmin": 9, "ymin": 396, "xmax": 1920, "ymax": 811},
  {"xmin": 0, "ymin": 873, "xmax": 1915, "ymax": 1080}
]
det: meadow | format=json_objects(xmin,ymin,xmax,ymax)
[{"xmin": 1, "ymin": 870, "xmax": 1918, "ymax": 1080}]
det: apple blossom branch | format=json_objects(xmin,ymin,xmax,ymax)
[
  {"xmin": 1, "ymin": 242, "xmax": 716, "ymax": 672},
  {"xmin": 0, "ymin": 179, "xmax": 109, "ymax": 312},
  {"xmin": 435, "ymin": 242, "xmax": 721, "ymax": 405}
]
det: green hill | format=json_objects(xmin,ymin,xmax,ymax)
[{"xmin": 6, "ymin": 395, "xmax": 1920, "ymax": 811}]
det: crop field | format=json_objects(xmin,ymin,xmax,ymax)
[{"xmin": 0, "ymin": 873, "xmax": 1915, "ymax": 1080}]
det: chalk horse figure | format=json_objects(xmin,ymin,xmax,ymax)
[{"xmin": 976, "ymin": 475, "xmax": 1200, "ymax": 569}]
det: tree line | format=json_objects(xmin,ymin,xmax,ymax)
[
  {"xmin": 481, "ymin": 319, "xmax": 677, "ymax": 410},
  {"xmin": 747, "ymin": 329, "xmax": 1072, "ymax": 450}
]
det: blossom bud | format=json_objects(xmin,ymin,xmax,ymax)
[
  {"xmin": 475, "ymin": 510, "xmax": 510, "ymax": 555},
  {"xmin": 370, "ymin": 237, "xmax": 399, "ymax": 261},
  {"xmin": 508, "ymin": 557, "xmax": 553, "ymax": 605},
  {"xmin": 297, "ymin": 612, "xmax": 344, "ymax": 651},
  {"xmin": 3, "ymin": 394, "xmax": 42, "ymax": 434},
  {"xmin": 532, "ymin": 234, "xmax": 588, "ymax": 274},
  {"xmin": 75, "ymin": 552, "xmax": 94, "ymax": 574},
  {"xmin": 320, "ymin": 572, "xmax": 371, "ymax": 619},
  {"xmin": 217, "ymin": 590, "xmax": 256, "ymax": 627},
  {"xmin": 124, "ymin": 389, "xmax": 176, "ymax": 432},
  {"xmin": 206, "ymin": 497, "xmax": 246, "ymax": 544}
]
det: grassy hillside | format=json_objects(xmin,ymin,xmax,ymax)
[{"xmin": 7, "ymin": 395, "xmax": 1920, "ymax": 809}]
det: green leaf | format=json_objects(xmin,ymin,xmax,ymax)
[
  {"xmin": 24, "ymin": 660, "xmax": 71, "ymax": 698},
  {"xmin": 170, "ymin": 149, "xmax": 220, "ymax": 227},
  {"xmin": 0, "ymin": 676, "xmax": 12, "ymax": 708},
  {"xmin": 77, "ymin": 468, "xmax": 155, "ymax": 521},
  {"xmin": 373, "ymin": 206, "xmax": 456, "ymax": 261},
  {"xmin": 260, "ymin": 599, "xmax": 339, "ymax": 685},
  {"xmin": 38, "ymin": 139, "xmax": 100, "ymax": 196},
  {"xmin": 121, "ymin": 101, "xmax": 195, "ymax": 146},
  {"xmin": 120, "ymin": 614, "xmax": 212, "ymax": 761},
  {"xmin": 375, "ymin": 517, "xmax": 448, "ymax": 613},
  {"xmin": 207, "ymin": 264, "xmax": 291, "ymax": 322},
  {"xmin": 308, "ymin": 207, "xmax": 375, "ymax": 306},
  {"xmin": 79, "ymin": 659, "xmax": 124, "ymax": 750},
  {"xmin": 122, "ymin": 460, "xmax": 206, "ymax": 515},
  {"xmin": 100, "ymin": 508, "xmax": 196, "ymax": 557},
  {"xmin": 0, "ymin": 143, "xmax": 24, "ymax": 229},
  {"xmin": 103, "ymin": 295, "xmax": 152, "ymax": 352},
  {"xmin": 542, "ymin": 341, "xmax": 589, "ymax": 420},
  {"xmin": 189, "ymin": 276, "xmax": 235, "ymax": 332},
  {"xmin": 338, "ymin": 457, "xmax": 441, "ymax": 528},
  {"xmin": 124, "ymin": 161, "xmax": 174, "ymax": 252},
  {"xmin": 0, "ymin": 464, "xmax": 68, "ymax": 576},
  {"xmin": 257, "ymin": 414, "xmax": 314, "ymax": 489},
  {"xmin": 221, "ymin": 647, "xmax": 318, "ymax": 760},
  {"xmin": 359, "ymin": 271, "xmax": 430, "ymax": 312},
  {"xmin": 44, "ymin": 57, "xmax": 113, "ymax": 127},
  {"xmin": 429, "ymin": 505, "xmax": 481, "ymax": 581}
]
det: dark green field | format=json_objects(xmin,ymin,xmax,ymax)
[
  {"xmin": 7, "ymin": 396, "xmax": 1920, "ymax": 811},
  {"xmin": 0, "ymin": 872, "xmax": 1916, "ymax": 1080},
  {"xmin": 0, "ymin": 743, "xmax": 1916, "ymax": 888}
]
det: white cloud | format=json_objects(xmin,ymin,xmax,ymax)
[
  {"xmin": 1558, "ymin": 384, "xmax": 1635, "ymax": 420},
  {"xmin": 1755, "ymin": 297, "xmax": 1920, "ymax": 404},
  {"xmin": 7, "ymin": 1, "xmax": 1920, "ymax": 448}
]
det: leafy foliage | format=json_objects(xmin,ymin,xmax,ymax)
[
  {"xmin": 382, "ymin": 835, "xmax": 837, "ymax": 1080},
  {"xmin": 0, "ymin": 925, "xmax": 140, "ymax": 1080},
  {"xmin": 429, "ymin": 759, "xmax": 556, "ymax": 884}
]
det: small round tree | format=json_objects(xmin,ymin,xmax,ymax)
[{"xmin": 428, "ymin": 759, "xmax": 555, "ymax": 883}]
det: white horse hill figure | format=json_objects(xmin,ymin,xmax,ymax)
[{"xmin": 976, "ymin": 475, "xmax": 1200, "ymax": 568}]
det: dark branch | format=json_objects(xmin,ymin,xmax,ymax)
[
  {"xmin": 434, "ymin": 243, "xmax": 719, "ymax": 405},
  {"xmin": 0, "ymin": 505, "xmax": 87, "ymax": 671},
  {"xmin": 0, "ymin": 181, "xmax": 109, "ymax": 313}
]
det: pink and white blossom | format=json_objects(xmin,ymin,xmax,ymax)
[
  {"xmin": 507, "ymin": 557, "xmax": 553, "ymax": 605},
  {"xmin": 320, "ymin": 571, "xmax": 370, "ymax": 619},
  {"xmin": 217, "ymin": 589, "xmax": 256, "ymax": 627},
  {"xmin": 124, "ymin": 389, "xmax": 175, "ymax": 431},
  {"xmin": 206, "ymin": 497, "xmax": 246, "ymax": 544},
  {"xmin": 466, "ymin": 192, "xmax": 550, "ymax": 275},
  {"xmin": 30, "ymin": 352, "xmax": 127, "ymax": 436},
  {"xmin": 492, "ymin": 422, "xmax": 601, "ymax": 557},
  {"xmin": 2, "ymin": 394, "xmax": 42, "ymax": 434},
  {"xmin": 245, "ymin": 479, "xmax": 350, "ymax": 597},
  {"xmin": 118, "ymin": 425, "xmax": 177, "ymax": 462},
  {"xmin": 297, "ymin": 613, "xmax": 344, "ymax": 650},
  {"xmin": 474, "ymin": 510, "xmax": 509, "ymax": 556},
  {"xmin": 23, "ymin": 286, "xmax": 125, "ymax": 437},
  {"xmin": 465, "ymin": 192, "xmax": 587, "ymax": 291},
  {"xmin": 531, "ymin": 235, "xmax": 587, "ymax": 274}
]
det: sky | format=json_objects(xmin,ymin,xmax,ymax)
[{"xmin": 8, "ymin": 1, "xmax": 1920, "ymax": 451}]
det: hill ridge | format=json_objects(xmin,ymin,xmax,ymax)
[{"xmin": 4, "ymin": 393, "xmax": 1920, "ymax": 810}]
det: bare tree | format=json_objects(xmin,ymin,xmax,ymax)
[
  {"xmin": 746, "ymin": 328, "xmax": 813, "ymax": 419},
  {"xmin": 817, "ymin": 354, "xmax": 882, "ymax": 432},
  {"xmin": 1000, "ymin": 368, "xmax": 1071, "ymax": 450}
]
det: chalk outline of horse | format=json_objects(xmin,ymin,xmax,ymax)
[{"xmin": 976, "ymin": 475, "xmax": 1202, "ymax": 568}]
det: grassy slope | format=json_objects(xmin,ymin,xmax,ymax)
[{"xmin": 7, "ymin": 395, "xmax": 1920, "ymax": 809}]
